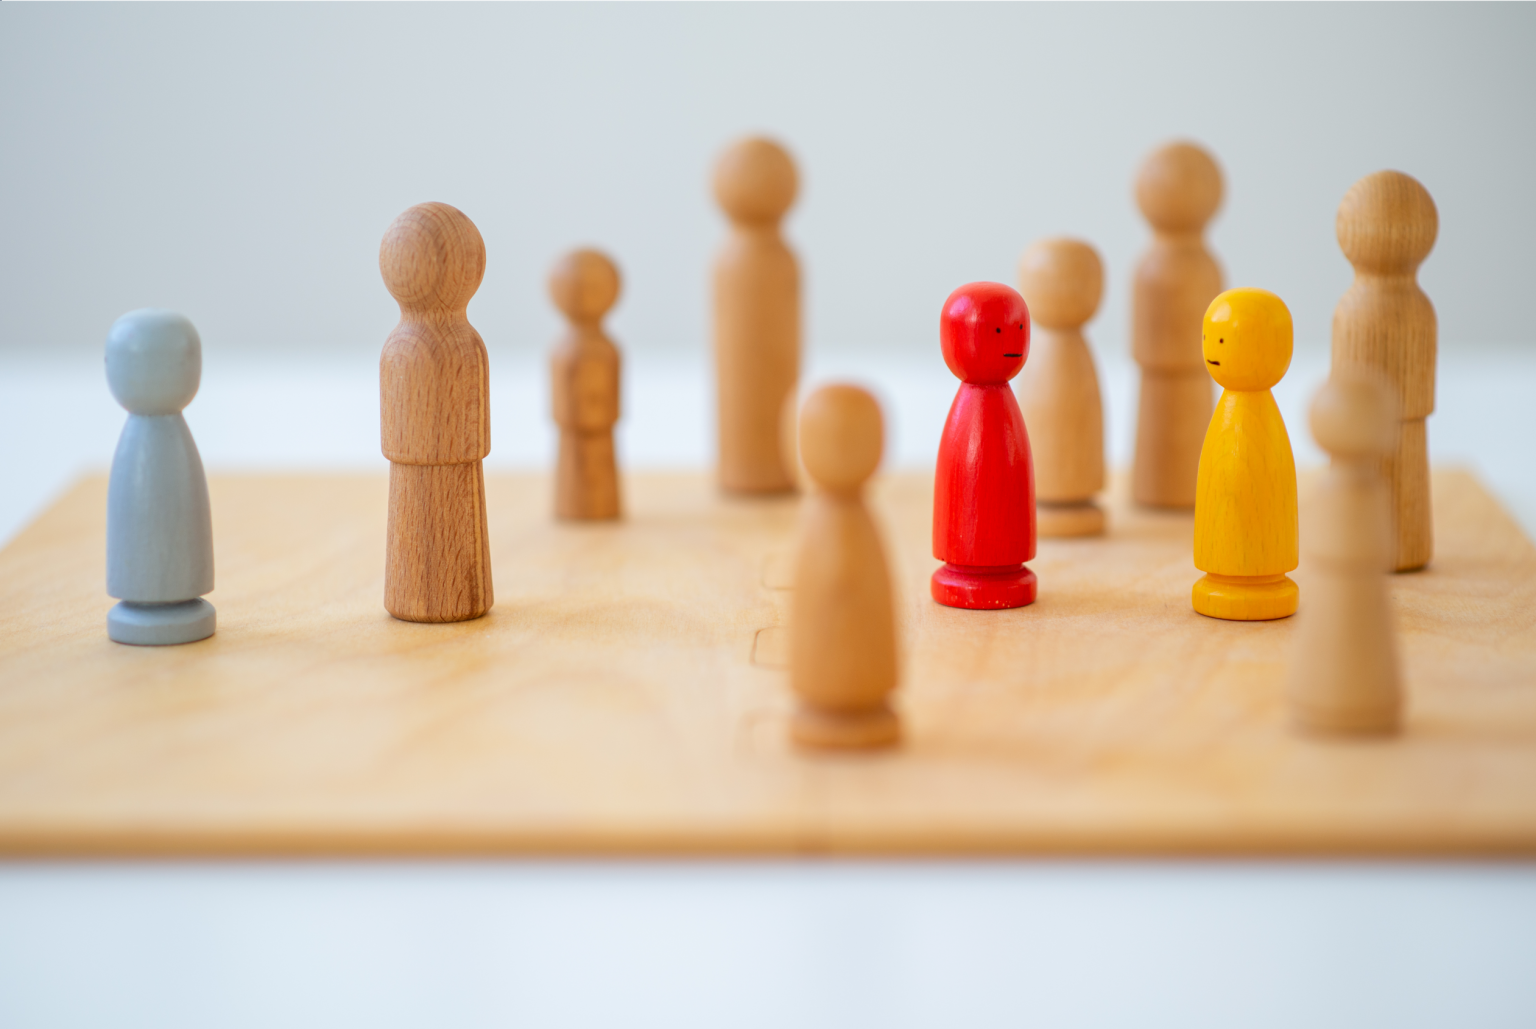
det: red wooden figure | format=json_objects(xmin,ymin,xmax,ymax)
[{"xmin": 932, "ymin": 281, "xmax": 1038, "ymax": 609}]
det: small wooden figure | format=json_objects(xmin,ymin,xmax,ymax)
[
  {"xmin": 549, "ymin": 248, "xmax": 622, "ymax": 521},
  {"xmin": 379, "ymin": 202, "xmax": 493, "ymax": 623},
  {"xmin": 1192, "ymin": 288, "xmax": 1298, "ymax": 620},
  {"xmin": 104, "ymin": 309, "xmax": 216, "ymax": 645},
  {"xmin": 1131, "ymin": 141, "xmax": 1225, "ymax": 509},
  {"xmin": 1015, "ymin": 237, "xmax": 1106, "ymax": 537},
  {"xmin": 790, "ymin": 384, "xmax": 900, "ymax": 748},
  {"xmin": 1287, "ymin": 373, "xmax": 1404, "ymax": 735},
  {"xmin": 1331, "ymin": 170, "xmax": 1438, "ymax": 572},
  {"xmin": 713, "ymin": 136, "xmax": 800, "ymax": 495},
  {"xmin": 931, "ymin": 282, "xmax": 1037, "ymax": 610}
]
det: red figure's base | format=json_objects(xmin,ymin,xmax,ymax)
[{"xmin": 930, "ymin": 562, "xmax": 1037, "ymax": 610}]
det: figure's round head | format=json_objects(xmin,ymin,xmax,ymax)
[
  {"xmin": 799, "ymin": 383, "xmax": 883, "ymax": 494},
  {"xmin": 379, "ymin": 202, "xmax": 486, "ymax": 312},
  {"xmin": 1310, "ymin": 371, "xmax": 1400, "ymax": 460},
  {"xmin": 1017, "ymin": 237, "xmax": 1103, "ymax": 331},
  {"xmin": 549, "ymin": 248, "xmax": 621, "ymax": 325},
  {"xmin": 713, "ymin": 137, "xmax": 798, "ymax": 225},
  {"xmin": 105, "ymin": 309, "xmax": 202, "ymax": 415},
  {"xmin": 1135, "ymin": 141, "xmax": 1223, "ymax": 233},
  {"xmin": 1336, "ymin": 170, "xmax": 1438, "ymax": 275},
  {"xmin": 940, "ymin": 282, "xmax": 1030, "ymax": 384},
  {"xmin": 1201, "ymin": 288, "xmax": 1293, "ymax": 391}
]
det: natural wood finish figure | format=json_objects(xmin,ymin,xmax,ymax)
[
  {"xmin": 1131, "ymin": 142, "xmax": 1225, "ymax": 509},
  {"xmin": 1016, "ymin": 238, "xmax": 1106, "ymax": 537},
  {"xmin": 379, "ymin": 202, "xmax": 493, "ymax": 623},
  {"xmin": 1331, "ymin": 171, "xmax": 1439, "ymax": 572},
  {"xmin": 713, "ymin": 137, "xmax": 800, "ymax": 494},
  {"xmin": 1193, "ymin": 288, "xmax": 1298, "ymax": 621},
  {"xmin": 790, "ymin": 385, "xmax": 899, "ymax": 749},
  {"xmin": 549, "ymin": 249, "xmax": 622, "ymax": 521},
  {"xmin": 1288, "ymin": 373, "xmax": 1404, "ymax": 736}
]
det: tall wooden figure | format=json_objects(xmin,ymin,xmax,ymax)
[
  {"xmin": 713, "ymin": 136, "xmax": 800, "ymax": 494},
  {"xmin": 1332, "ymin": 171, "xmax": 1438, "ymax": 572},
  {"xmin": 790, "ymin": 385, "xmax": 900, "ymax": 749},
  {"xmin": 549, "ymin": 248, "xmax": 622, "ymax": 521},
  {"xmin": 105, "ymin": 309, "xmax": 216, "ymax": 645},
  {"xmin": 1131, "ymin": 141, "xmax": 1225, "ymax": 508},
  {"xmin": 1193, "ymin": 288, "xmax": 1298, "ymax": 620},
  {"xmin": 1016, "ymin": 237, "xmax": 1107, "ymax": 537},
  {"xmin": 1287, "ymin": 373, "xmax": 1403, "ymax": 735},
  {"xmin": 379, "ymin": 202, "xmax": 493, "ymax": 623},
  {"xmin": 932, "ymin": 282, "xmax": 1037, "ymax": 610}
]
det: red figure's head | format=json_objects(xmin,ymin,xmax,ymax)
[{"xmin": 940, "ymin": 282, "xmax": 1030, "ymax": 384}]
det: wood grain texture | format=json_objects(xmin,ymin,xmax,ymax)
[
  {"xmin": 1016, "ymin": 238, "xmax": 1106, "ymax": 536},
  {"xmin": 549, "ymin": 249, "xmax": 623, "ymax": 521},
  {"xmin": 1331, "ymin": 170, "xmax": 1438, "ymax": 572},
  {"xmin": 0, "ymin": 468, "xmax": 1533, "ymax": 857},
  {"xmin": 1131, "ymin": 142, "xmax": 1224, "ymax": 509},
  {"xmin": 789, "ymin": 385, "xmax": 899, "ymax": 749},
  {"xmin": 380, "ymin": 202, "xmax": 493, "ymax": 621},
  {"xmin": 713, "ymin": 137, "xmax": 800, "ymax": 494}
]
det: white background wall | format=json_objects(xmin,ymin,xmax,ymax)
[{"xmin": 2, "ymin": 3, "xmax": 1533, "ymax": 365}]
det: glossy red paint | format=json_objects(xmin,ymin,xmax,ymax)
[{"xmin": 931, "ymin": 282, "xmax": 1037, "ymax": 610}]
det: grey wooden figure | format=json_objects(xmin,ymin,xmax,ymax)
[{"xmin": 105, "ymin": 309, "xmax": 216, "ymax": 645}]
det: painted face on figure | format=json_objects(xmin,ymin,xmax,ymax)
[
  {"xmin": 1202, "ymin": 288, "xmax": 1294, "ymax": 392},
  {"xmin": 941, "ymin": 282, "xmax": 1030, "ymax": 385}
]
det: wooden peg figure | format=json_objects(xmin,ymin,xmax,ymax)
[
  {"xmin": 1331, "ymin": 170, "xmax": 1438, "ymax": 572},
  {"xmin": 790, "ymin": 384, "xmax": 899, "ymax": 748},
  {"xmin": 379, "ymin": 202, "xmax": 493, "ymax": 623},
  {"xmin": 713, "ymin": 136, "xmax": 800, "ymax": 494},
  {"xmin": 1015, "ymin": 238, "xmax": 1106, "ymax": 537},
  {"xmin": 1287, "ymin": 373, "xmax": 1403, "ymax": 735},
  {"xmin": 1192, "ymin": 288, "xmax": 1298, "ymax": 620},
  {"xmin": 1131, "ymin": 141, "xmax": 1225, "ymax": 508},
  {"xmin": 932, "ymin": 282, "xmax": 1037, "ymax": 609},
  {"xmin": 549, "ymin": 249, "xmax": 622, "ymax": 520}
]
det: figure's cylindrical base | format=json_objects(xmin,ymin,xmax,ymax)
[
  {"xmin": 386, "ymin": 461, "xmax": 494, "ymax": 623},
  {"xmin": 931, "ymin": 563, "xmax": 1037, "ymax": 610},
  {"xmin": 1192, "ymin": 573, "xmax": 1297, "ymax": 621},
  {"xmin": 108, "ymin": 599, "xmax": 216, "ymax": 646},
  {"xmin": 1037, "ymin": 500, "xmax": 1105, "ymax": 538},
  {"xmin": 792, "ymin": 703, "xmax": 901, "ymax": 750}
]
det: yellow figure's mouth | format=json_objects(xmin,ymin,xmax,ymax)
[{"xmin": 1207, "ymin": 359, "xmax": 1221, "ymax": 366}]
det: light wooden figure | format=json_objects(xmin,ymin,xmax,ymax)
[
  {"xmin": 1131, "ymin": 141, "xmax": 1225, "ymax": 509},
  {"xmin": 790, "ymin": 384, "xmax": 899, "ymax": 749},
  {"xmin": 1331, "ymin": 170, "xmax": 1438, "ymax": 572},
  {"xmin": 379, "ymin": 202, "xmax": 493, "ymax": 623},
  {"xmin": 1016, "ymin": 237, "xmax": 1107, "ymax": 537},
  {"xmin": 1192, "ymin": 288, "xmax": 1298, "ymax": 621},
  {"xmin": 549, "ymin": 249, "xmax": 622, "ymax": 521},
  {"xmin": 1288, "ymin": 373, "xmax": 1404, "ymax": 736},
  {"xmin": 713, "ymin": 136, "xmax": 800, "ymax": 495}
]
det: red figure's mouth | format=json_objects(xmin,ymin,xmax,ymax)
[{"xmin": 1002, "ymin": 353, "xmax": 1022, "ymax": 357}]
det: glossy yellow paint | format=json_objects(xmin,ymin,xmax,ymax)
[{"xmin": 1193, "ymin": 288, "xmax": 1299, "ymax": 620}]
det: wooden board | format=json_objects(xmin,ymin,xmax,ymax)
[{"xmin": 1, "ymin": 468, "xmax": 1534, "ymax": 857}]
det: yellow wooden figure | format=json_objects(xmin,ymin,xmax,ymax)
[{"xmin": 1192, "ymin": 288, "xmax": 1299, "ymax": 620}]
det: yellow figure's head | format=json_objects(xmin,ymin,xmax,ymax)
[{"xmin": 1201, "ymin": 288, "xmax": 1293, "ymax": 391}]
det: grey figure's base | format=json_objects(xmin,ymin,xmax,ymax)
[{"xmin": 108, "ymin": 599, "xmax": 216, "ymax": 646}]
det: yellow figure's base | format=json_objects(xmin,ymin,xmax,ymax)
[{"xmin": 1192, "ymin": 573, "xmax": 1298, "ymax": 621}]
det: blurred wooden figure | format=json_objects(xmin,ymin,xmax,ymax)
[
  {"xmin": 1288, "ymin": 373, "xmax": 1404, "ymax": 736},
  {"xmin": 1016, "ymin": 238, "xmax": 1106, "ymax": 537},
  {"xmin": 790, "ymin": 385, "xmax": 900, "ymax": 749},
  {"xmin": 550, "ymin": 249, "xmax": 623, "ymax": 521},
  {"xmin": 379, "ymin": 202, "xmax": 493, "ymax": 623},
  {"xmin": 713, "ymin": 136, "xmax": 800, "ymax": 494},
  {"xmin": 1192, "ymin": 288, "xmax": 1298, "ymax": 621},
  {"xmin": 1331, "ymin": 170, "xmax": 1438, "ymax": 572},
  {"xmin": 1131, "ymin": 141, "xmax": 1225, "ymax": 508}
]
